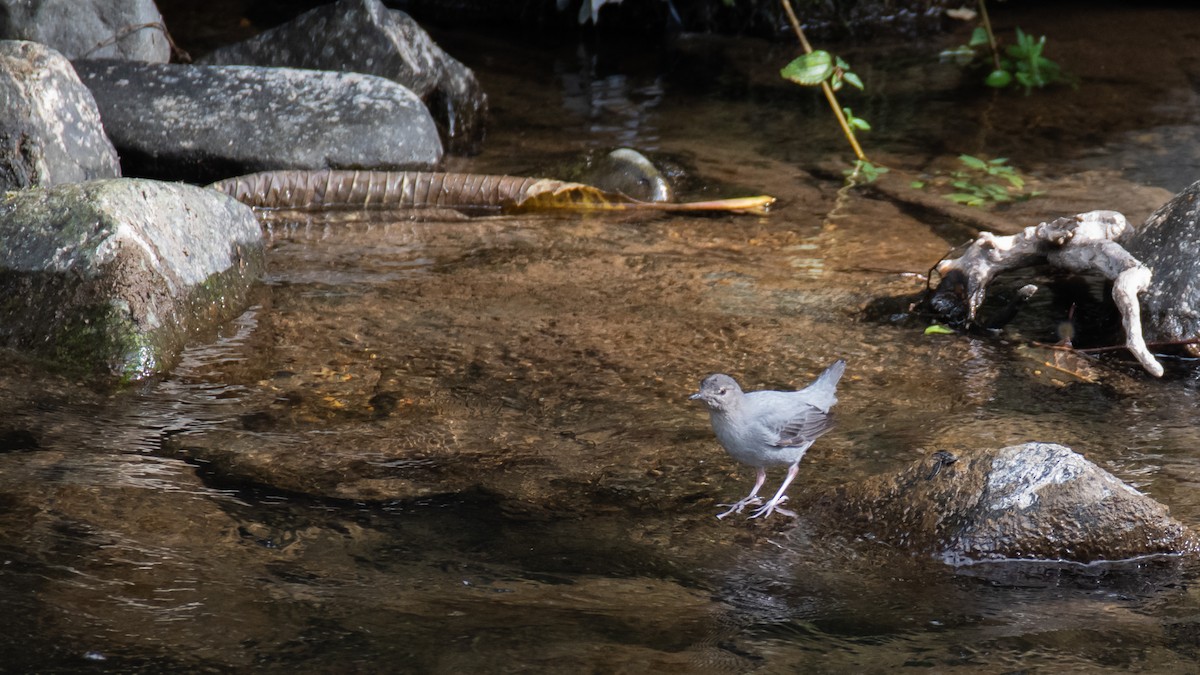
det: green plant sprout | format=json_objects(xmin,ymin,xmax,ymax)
[
  {"xmin": 778, "ymin": 0, "xmax": 886, "ymax": 183},
  {"xmin": 941, "ymin": 1, "xmax": 1069, "ymax": 93},
  {"xmin": 997, "ymin": 28, "xmax": 1067, "ymax": 93},
  {"xmin": 846, "ymin": 158, "xmax": 888, "ymax": 183},
  {"xmin": 914, "ymin": 154, "xmax": 1041, "ymax": 207}
]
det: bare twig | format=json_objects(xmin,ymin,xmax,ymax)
[
  {"xmin": 82, "ymin": 21, "xmax": 191, "ymax": 63},
  {"xmin": 779, "ymin": 0, "xmax": 867, "ymax": 162},
  {"xmin": 1033, "ymin": 337, "xmax": 1200, "ymax": 355},
  {"xmin": 976, "ymin": 0, "xmax": 1002, "ymax": 72}
]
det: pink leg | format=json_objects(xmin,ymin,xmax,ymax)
[
  {"xmin": 750, "ymin": 463, "xmax": 799, "ymax": 519},
  {"xmin": 716, "ymin": 467, "xmax": 766, "ymax": 519}
]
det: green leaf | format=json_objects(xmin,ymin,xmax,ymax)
[
  {"xmin": 925, "ymin": 324, "xmax": 956, "ymax": 335},
  {"xmin": 968, "ymin": 26, "xmax": 990, "ymax": 47},
  {"xmin": 985, "ymin": 69, "xmax": 1013, "ymax": 88},
  {"xmin": 911, "ymin": 180, "xmax": 926, "ymax": 189},
  {"xmin": 844, "ymin": 160, "xmax": 887, "ymax": 183},
  {"xmin": 843, "ymin": 108, "xmax": 870, "ymax": 131},
  {"xmin": 939, "ymin": 45, "xmax": 976, "ymax": 66},
  {"xmin": 983, "ymin": 184, "xmax": 1011, "ymax": 201},
  {"xmin": 946, "ymin": 193, "xmax": 983, "ymax": 205},
  {"xmin": 958, "ymin": 154, "xmax": 988, "ymax": 171},
  {"xmin": 781, "ymin": 51, "xmax": 834, "ymax": 86},
  {"xmin": 842, "ymin": 71, "xmax": 864, "ymax": 90}
]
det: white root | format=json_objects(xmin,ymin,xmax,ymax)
[{"xmin": 935, "ymin": 210, "xmax": 1163, "ymax": 377}]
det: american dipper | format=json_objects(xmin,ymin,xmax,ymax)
[{"xmin": 690, "ymin": 359, "xmax": 845, "ymax": 519}]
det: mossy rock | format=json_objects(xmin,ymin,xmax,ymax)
[{"xmin": 0, "ymin": 178, "xmax": 264, "ymax": 383}]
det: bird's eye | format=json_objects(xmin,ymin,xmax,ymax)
[{"xmin": 717, "ymin": 388, "xmax": 728, "ymax": 396}]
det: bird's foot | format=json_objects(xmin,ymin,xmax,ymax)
[
  {"xmin": 716, "ymin": 495, "xmax": 763, "ymax": 519},
  {"xmin": 749, "ymin": 496, "xmax": 797, "ymax": 519}
]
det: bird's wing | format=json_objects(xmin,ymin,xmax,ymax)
[{"xmin": 770, "ymin": 406, "xmax": 836, "ymax": 448}]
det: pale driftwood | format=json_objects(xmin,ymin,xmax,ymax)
[{"xmin": 934, "ymin": 210, "xmax": 1163, "ymax": 377}]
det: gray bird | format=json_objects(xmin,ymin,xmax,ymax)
[{"xmin": 690, "ymin": 360, "xmax": 845, "ymax": 519}]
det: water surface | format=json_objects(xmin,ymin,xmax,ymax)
[{"xmin": 6, "ymin": 5, "xmax": 1200, "ymax": 672}]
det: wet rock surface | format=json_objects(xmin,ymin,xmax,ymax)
[
  {"xmin": 1126, "ymin": 179, "xmax": 1200, "ymax": 351},
  {"xmin": 0, "ymin": 41, "xmax": 119, "ymax": 192},
  {"xmin": 816, "ymin": 443, "xmax": 1199, "ymax": 564},
  {"xmin": 0, "ymin": 0, "xmax": 170, "ymax": 62},
  {"xmin": 0, "ymin": 178, "xmax": 264, "ymax": 382},
  {"xmin": 199, "ymin": 0, "xmax": 487, "ymax": 155},
  {"xmin": 73, "ymin": 60, "xmax": 443, "ymax": 184}
]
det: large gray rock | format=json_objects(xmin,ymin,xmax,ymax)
[
  {"xmin": 816, "ymin": 442, "xmax": 1199, "ymax": 564},
  {"xmin": 0, "ymin": 0, "xmax": 169, "ymax": 62},
  {"xmin": 0, "ymin": 178, "xmax": 264, "ymax": 382},
  {"xmin": 199, "ymin": 0, "xmax": 486, "ymax": 155},
  {"xmin": 1127, "ymin": 179, "xmax": 1200, "ymax": 350},
  {"xmin": 73, "ymin": 60, "xmax": 443, "ymax": 185},
  {"xmin": 0, "ymin": 41, "xmax": 119, "ymax": 192}
]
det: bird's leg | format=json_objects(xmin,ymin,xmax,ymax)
[
  {"xmin": 716, "ymin": 467, "xmax": 766, "ymax": 519},
  {"xmin": 750, "ymin": 463, "xmax": 800, "ymax": 519}
]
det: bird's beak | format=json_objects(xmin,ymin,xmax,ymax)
[{"xmin": 688, "ymin": 392, "xmax": 703, "ymax": 401}]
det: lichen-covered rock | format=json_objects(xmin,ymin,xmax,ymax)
[
  {"xmin": 0, "ymin": 0, "xmax": 169, "ymax": 62},
  {"xmin": 0, "ymin": 178, "xmax": 264, "ymax": 382},
  {"xmin": 816, "ymin": 442, "xmax": 1199, "ymax": 564},
  {"xmin": 1126, "ymin": 179, "xmax": 1200, "ymax": 351},
  {"xmin": 73, "ymin": 60, "xmax": 443, "ymax": 184},
  {"xmin": 199, "ymin": 0, "xmax": 486, "ymax": 155},
  {"xmin": 0, "ymin": 41, "xmax": 119, "ymax": 192}
]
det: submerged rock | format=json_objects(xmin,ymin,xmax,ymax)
[
  {"xmin": 199, "ymin": 0, "xmax": 487, "ymax": 155},
  {"xmin": 565, "ymin": 148, "xmax": 674, "ymax": 203},
  {"xmin": 73, "ymin": 60, "xmax": 443, "ymax": 184},
  {"xmin": 0, "ymin": 0, "xmax": 170, "ymax": 62},
  {"xmin": 0, "ymin": 41, "xmax": 120, "ymax": 192},
  {"xmin": 816, "ymin": 442, "xmax": 1199, "ymax": 564},
  {"xmin": 1126, "ymin": 179, "xmax": 1200, "ymax": 352},
  {"xmin": 0, "ymin": 178, "xmax": 264, "ymax": 382}
]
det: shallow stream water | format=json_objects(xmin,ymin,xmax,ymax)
[{"xmin": 7, "ymin": 4, "xmax": 1200, "ymax": 672}]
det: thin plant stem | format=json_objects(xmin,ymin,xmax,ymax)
[
  {"xmin": 1033, "ymin": 337, "xmax": 1200, "ymax": 355},
  {"xmin": 779, "ymin": 0, "xmax": 867, "ymax": 163},
  {"xmin": 976, "ymin": 0, "xmax": 1002, "ymax": 71}
]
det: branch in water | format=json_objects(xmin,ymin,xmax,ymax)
[{"xmin": 932, "ymin": 210, "xmax": 1163, "ymax": 377}]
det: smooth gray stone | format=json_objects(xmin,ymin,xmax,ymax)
[
  {"xmin": 0, "ymin": 41, "xmax": 119, "ymax": 192},
  {"xmin": 199, "ymin": 0, "xmax": 486, "ymax": 155},
  {"xmin": 0, "ymin": 178, "xmax": 265, "ymax": 382},
  {"xmin": 73, "ymin": 60, "xmax": 443, "ymax": 184},
  {"xmin": 0, "ymin": 0, "xmax": 169, "ymax": 62}
]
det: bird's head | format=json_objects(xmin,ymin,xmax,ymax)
[{"xmin": 689, "ymin": 373, "xmax": 743, "ymax": 412}]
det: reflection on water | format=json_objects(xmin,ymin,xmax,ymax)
[
  {"xmin": 559, "ymin": 67, "xmax": 665, "ymax": 149},
  {"xmin": 6, "ymin": 5, "xmax": 1200, "ymax": 672}
]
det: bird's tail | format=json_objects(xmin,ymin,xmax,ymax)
[
  {"xmin": 805, "ymin": 359, "xmax": 846, "ymax": 411},
  {"xmin": 817, "ymin": 359, "xmax": 846, "ymax": 386}
]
